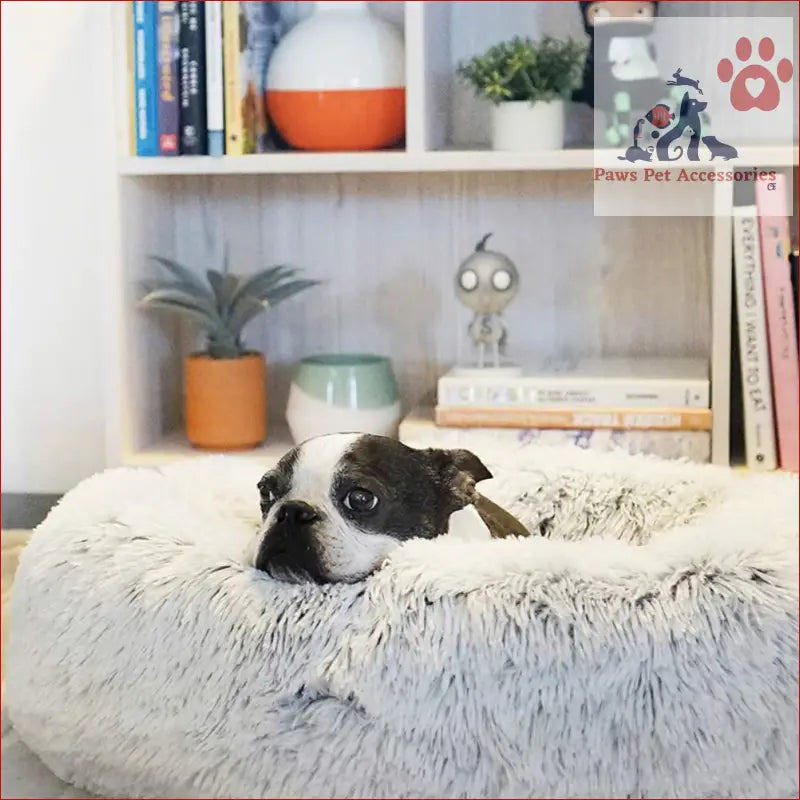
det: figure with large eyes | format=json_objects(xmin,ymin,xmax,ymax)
[{"xmin": 455, "ymin": 233, "xmax": 519, "ymax": 369}]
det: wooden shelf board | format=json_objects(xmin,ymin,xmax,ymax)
[
  {"xmin": 122, "ymin": 426, "xmax": 294, "ymax": 467},
  {"xmin": 118, "ymin": 145, "xmax": 799, "ymax": 177}
]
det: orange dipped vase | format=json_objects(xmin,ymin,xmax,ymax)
[{"xmin": 266, "ymin": 1, "xmax": 405, "ymax": 152}]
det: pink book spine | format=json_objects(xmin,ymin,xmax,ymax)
[{"xmin": 756, "ymin": 177, "xmax": 799, "ymax": 472}]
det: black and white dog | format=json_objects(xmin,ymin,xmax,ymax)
[{"xmin": 253, "ymin": 433, "xmax": 529, "ymax": 583}]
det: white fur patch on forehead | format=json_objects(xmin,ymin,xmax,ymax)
[
  {"xmin": 289, "ymin": 433, "xmax": 363, "ymax": 500},
  {"xmin": 287, "ymin": 432, "xmax": 401, "ymax": 581}
]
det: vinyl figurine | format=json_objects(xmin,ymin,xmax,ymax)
[
  {"xmin": 574, "ymin": 1, "xmax": 663, "ymax": 147},
  {"xmin": 455, "ymin": 233, "xmax": 519, "ymax": 369}
]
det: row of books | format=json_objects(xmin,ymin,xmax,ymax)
[
  {"xmin": 129, "ymin": 1, "xmax": 287, "ymax": 157},
  {"xmin": 730, "ymin": 175, "xmax": 799, "ymax": 472},
  {"xmin": 399, "ymin": 409, "xmax": 713, "ymax": 464},
  {"xmin": 432, "ymin": 357, "xmax": 712, "ymax": 462}
]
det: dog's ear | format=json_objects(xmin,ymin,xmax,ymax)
[
  {"xmin": 447, "ymin": 449, "xmax": 493, "ymax": 483},
  {"xmin": 425, "ymin": 448, "xmax": 492, "ymax": 512},
  {"xmin": 426, "ymin": 447, "xmax": 492, "ymax": 483},
  {"xmin": 679, "ymin": 90, "xmax": 689, "ymax": 117}
]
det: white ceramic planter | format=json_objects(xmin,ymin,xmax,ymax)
[
  {"xmin": 490, "ymin": 100, "xmax": 565, "ymax": 152},
  {"xmin": 285, "ymin": 354, "xmax": 402, "ymax": 443},
  {"xmin": 286, "ymin": 383, "xmax": 401, "ymax": 442}
]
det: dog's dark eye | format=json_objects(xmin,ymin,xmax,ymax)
[
  {"xmin": 258, "ymin": 479, "xmax": 277, "ymax": 509},
  {"xmin": 343, "ymin": 488, "xmax": 378, "ymax": 512},
  {"xmin": 258, "ymin": 478, "xmax": 276, "ymax": 503}
]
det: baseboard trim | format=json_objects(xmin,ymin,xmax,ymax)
[{"xmin": 2, "ymin": 494, "xmax": 61, "ymax": 530}]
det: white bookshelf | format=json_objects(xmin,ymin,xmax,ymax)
[
  {"xmin": 106, "ymin": 1, "xmax": 798, "ymax": 470},
  {"xmin": 123, "ymin": 426, "xmax": 294, "ymax": 466},
  {"xmin": 118, "ymin": 145, "xmax": 799, "ymax": 177}
]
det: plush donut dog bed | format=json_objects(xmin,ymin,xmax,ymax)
[{"xmin": 6, "ymin": 446, "xmax": 798, "ymax": 798}]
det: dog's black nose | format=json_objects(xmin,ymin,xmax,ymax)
[{"xmin": 275, "ymin": 501, "xmax": 319, "ymax": 526}]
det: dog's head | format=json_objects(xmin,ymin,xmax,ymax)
[
  {"xmin": 679, "ymin": 91, "xmax": 708, "ymax": 117},
  {"xmin": 252, "ymin": 433, "xmax": 492, "ymax": 583}
]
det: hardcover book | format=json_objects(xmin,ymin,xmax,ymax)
[
  {"xmin": 157, "ymin": 1, "xmax": 180, "ymax": 155},
  {"xmin": 728, "ymin": 260, "xmax": 746, "ymax": 465},
  {"xmin": 222, "ymin": 2, "xmax": 244, "ymax": 154},
  {"xmin": 204, "ymin": 1, "xmax": 224, "ymax": 156},
  {"xmin": 437, "ymin": 358, "xmax": 709, "ymax": 410},
  {"xmin": 400, "ymin": 406, "xmax": 711, "ymax": 464},
  {"xmin": 755, "ymin": 176, "xmax": 799, "ymax": 472},
  {"xmin": 435, "ymin": 406, "xmax": 712, "ymax": 431},
  {"xmin": 178, "ymin": 1, "xmax": 207, "ymax": 155},
  {"xmin": 732, "ymin": 206, "xmax": 777, "ymax": 470},
  {"xmin": 132, "ymin": 0, "xmax": 158, "ymax": 156},
  {"xmin": 223, "ymin": 2, "xmax": 281, "ymax": 155}
]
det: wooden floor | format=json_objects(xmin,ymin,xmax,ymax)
[{"xmin": 2, "ymin": 530, "xmax": 30, "ymax": 703}]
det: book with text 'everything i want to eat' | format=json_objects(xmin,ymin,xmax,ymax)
[
  {"xmin": 436, "ymin": 358, "xmax": 709, "ymax": 410},
  {"xmin": 733, "ymin": 206, "xmax": 777, "ymax": 471}
]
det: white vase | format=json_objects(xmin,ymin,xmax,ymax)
[
  {"xmin": 490, "ymin": 100, "xmax": 565, "ymax": 151},
  {"xmin": 266, "ymin": 1, "xmax": 405, "ymax": 151}
]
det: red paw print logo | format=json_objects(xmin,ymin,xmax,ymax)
[{"xmin": 717, "ymin": 37, "xmax": 793, "ymax": 111}]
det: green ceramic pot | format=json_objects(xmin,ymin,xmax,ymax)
[{"xmin": 286, "ymin": 353, "xmax": 401, "ymax": 443}]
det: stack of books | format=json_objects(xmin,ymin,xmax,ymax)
[
  {"xmin": 129, "ymin": 1, "xmax": 290, "ymax": 157},
  {"xmin": 730, "ymin": 173, "xmax": 798, "ymax": 472},
  {"xmin": 422, "ymin": 357, "xmax": 712, "ymax": 462}
]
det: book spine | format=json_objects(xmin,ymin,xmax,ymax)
[
  {"xmin": 204, "ymin": 0, "xmax": 224, "ymax": 156},
  {"xmin": 223, "ymin": 2, "xmax": 244, "ymax": 155},
  {"xmin": 156, "ymin": 1, "xmax": 180, "ymax": 155},
  {"xmin": 126, "ymin": 2, "xmax": 136, "ymax": 155},
  {"xmin": 756, "ymin": 178, "xmax": 799, "ymax": 472},
  {"xmin": 178, "ymin": 1, "xmax": 207, "ymax": 155},
  {"xmin": 132, "ymin": 1, "xmax": 158, "ymax": 156},
  {"xmin": 398, "ymin": 423, "xmax": 711, "ymax": 464},
  {"xmin": 239, "ymin": 1, "xmax": 280, "ymax": 153},
  {"xmin": 436, "ymin": 378, "xmax": 709, "ymax": 409},
  {"xmin": 435, "ymin": 406, "xmax": 712, "ymax": 431},
  {"xmin": 791, "ymin": 248, "xmax": 800, "ymax": 344},
  {"xmin": 733, "ymin": 207, "xmax": 777, "ymax": 470}
]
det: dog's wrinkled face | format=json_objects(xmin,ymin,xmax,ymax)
[{"xmin": 253, "ymin": 433, "xmax": 492, "ymax": 583}]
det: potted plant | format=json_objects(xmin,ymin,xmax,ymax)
[
  {"xmin": 140, "ymin": 253, "xmax": 319, "ymax": 450},
  {"xmin": 457, "ymin": 36, "xmax": 586, "ymax": 152}
]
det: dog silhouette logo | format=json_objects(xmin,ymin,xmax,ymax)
[{"xmin": 617, "ymin": 67, "xmax": 739, "ymax": 164}]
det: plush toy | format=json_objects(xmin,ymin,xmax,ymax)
[{"xmin": 574, "ymin": 0, "xmax": 667, "ymax": 146}]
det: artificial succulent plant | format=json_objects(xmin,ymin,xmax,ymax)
[{"xmin": 140, "ymin": 251, "xmax": 319, "ymax": 359}]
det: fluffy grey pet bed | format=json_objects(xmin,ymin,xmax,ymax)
[{"xmin": 6, "ymin": 446, "xmax": 799, "ymax": 798}]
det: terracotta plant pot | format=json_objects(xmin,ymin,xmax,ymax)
[{"xmin": 184, "ymin": 352, "xmax": 267, "ymax": 450}]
